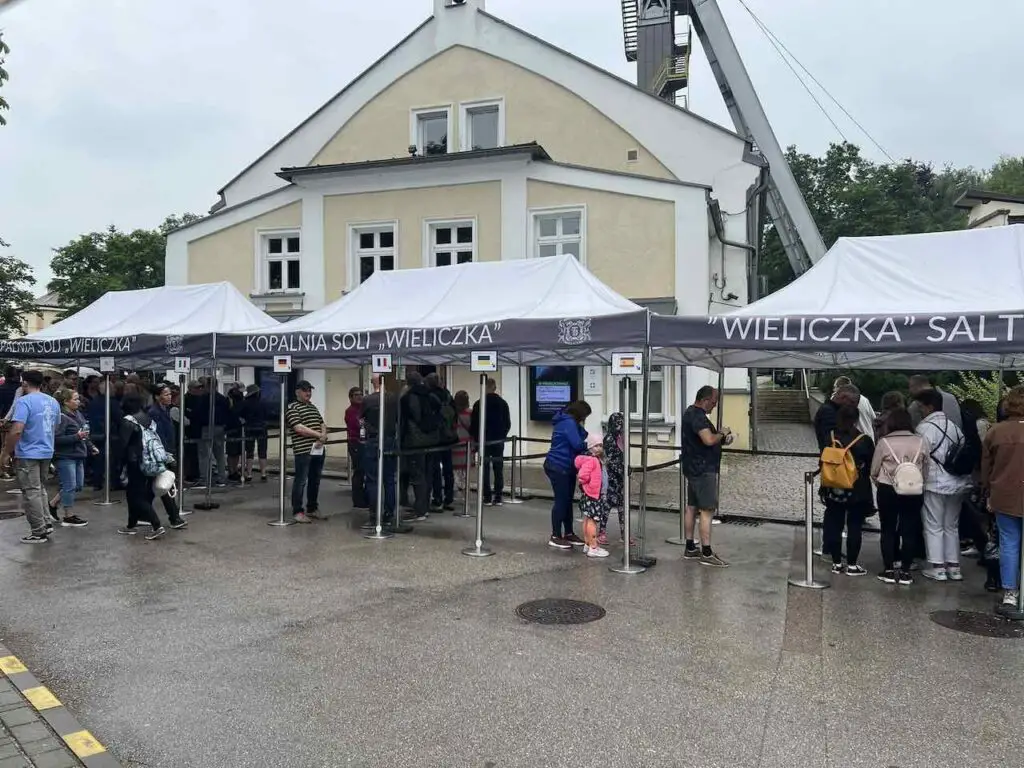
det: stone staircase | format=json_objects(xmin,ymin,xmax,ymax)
[{"xmin": 756, "ymin": 389, "xmax": 811, "ymax": 424}]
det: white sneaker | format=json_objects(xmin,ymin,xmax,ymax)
[
  {"xmin": 1004, "ymin": 590, "xmax": 1019, "ymax": 606},
  {"xmin": 582, "ymin": 545, "xmax": 590, "ymax": 555},
  {"xmin": 946, "ymin": 567, "xmax": 963, "ymax": 582},
  {"xmin": 586, "ymin": 546, "xmax": 610, "ymax": 558},
  {"xmin": 921, "ymin": 568, "xmax": 948, "ymax": 582}
]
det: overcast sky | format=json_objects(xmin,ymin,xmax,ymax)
[{"xmin": 1, "ymin": 0, "xmax": 1021, "ymax": 292}]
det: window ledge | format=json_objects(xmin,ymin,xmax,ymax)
[{"xmin": 250, "ymin": 291, "xmax": 305, "ymax": 314}]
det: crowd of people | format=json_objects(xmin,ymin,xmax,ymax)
[
  {"xmin": 813, "ymin": 374, "xmax": 1022, "ymax": 613},
  {"xmin": 2, "ymin": 362, "xmax": 1020, "ymax": 615},
  {"xmin": 345, "ymin": 371, "xmax": 512, "ymax": 530}
]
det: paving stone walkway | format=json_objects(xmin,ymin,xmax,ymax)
[{"xmin": 0, "ymin": 679, "xmax": 80, "ymax": 768}]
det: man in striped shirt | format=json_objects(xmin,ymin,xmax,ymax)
[{"xmin": 287, "ymin": 380, "xmax": 327, "ymax": 523}]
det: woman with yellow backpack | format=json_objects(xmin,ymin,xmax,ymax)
[{"xmin": 819, "ymin": 404, "xmax": 876, "ymax": 576}]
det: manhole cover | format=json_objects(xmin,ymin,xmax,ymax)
[
  {"xmin": 516, "ymin": 599, "xmax": 606, "ymax": 625},
  {"xmin": 930, "ymin": 610, "xmax": 1024, "ymax": 639}
]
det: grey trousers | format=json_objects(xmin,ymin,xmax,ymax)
[
  {"xmin": 199, "ymin": 426, "xmax": 226, "ymax": 485},
  {"xmin": 17, "ymin": 458, "xmax": 50, "ymax": 536}
]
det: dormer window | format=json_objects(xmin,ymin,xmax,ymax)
[
  {"xmin": 460, "ymin": 99, "xmax": 504, "ymax": 151},
  {"xmin": 411, "ymin": 106, "xmax": 453, "ymax": 156}
]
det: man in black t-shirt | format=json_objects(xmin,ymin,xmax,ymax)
[{"xmin": 680, "ymin": 385, "xmax": 733, "ymax": 567}]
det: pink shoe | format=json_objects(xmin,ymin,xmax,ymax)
[{"xmin": 597, "ymin": 532, "xmax": 608, "ymax": 546}]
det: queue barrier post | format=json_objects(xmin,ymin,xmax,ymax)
[
  {"xmin": 505, "ymin": 436, "xmax": 523, "ymax": 505},
  {"xmin": 92, "ymin": 374, "xmax": 119, "ymax": 508},
  {"xmin": 788, "ymin": 470, "xmax": 829, "ymax": 590},
  {"xmin": 462, "ymin": 373, "xmax": 495, "ymax": 558},
  {"xmin": 667, "ymin": 466, "xmax": 686, "ymax": 546},
  {"xmin": 611, "ymin": 377, "xmax": 646, "ymax": 575},
  {"xmin": 268, "ymin": 374, "xmax": 295, "ymax": 527},
  {"xmin": 365, "ymin": 373, "xmax": 394, "ymax": 541},
  {"xmin": 454, "ymin": 440, "xmax": 473, "ymax": 519}
]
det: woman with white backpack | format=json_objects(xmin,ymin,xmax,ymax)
[{"xmin": 870, "ymin": 407, "xmax": 927, "ymax": 586}]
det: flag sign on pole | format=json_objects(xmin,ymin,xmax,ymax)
[
  {"xmin": 611, "ymin": 352, "xmax": 643, "ymax": 376},
  {"xmin": 174, "ymin": 357, "xmax": 191, "ymax": 375},
  {"xmin": 273, "ymin": 355, "xmax": 292, "ymax": 374},
  {"xmin": 99, "ymin": 357, "xmax": 116, "ymax": 374},
  {"xmin": 471, "ymin": 351, "xmax": 497, "ymax": 372},
  {"xmin": 371, "ymin": 353, "xmax": 393, "ymax": 374}
]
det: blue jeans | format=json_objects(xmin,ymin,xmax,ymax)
[
  {"xmin": 56, "ymin": 458, "xmax": 85, "ymax": 512},
  {"xmin": 364, "ymin": 437, "xmax": 397, "ymax": 522},
  {"xmin": 544, "ymin": 461, "xmax": 576, "ymax": 538},
  {"xmin": 291, "ymin": 452, "xmax": 325, "ymax": 515},
  {"xmin": 996, "ymin": 513, "xmax": 1022, "ymax": 590}
]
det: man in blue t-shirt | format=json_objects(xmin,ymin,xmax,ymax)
[{"xmin": 0, "ymin": 370, "xmax": 60, "ymax": 543}]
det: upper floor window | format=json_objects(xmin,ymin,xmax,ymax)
[
  {"xmin": 261, "ymin": 232, "xmax": 301, "ymax": 292},
  {"xmin": 460, "ymin": 99, "xmax": 504, "ymax": 151},
  {"xmin": 352, "ymin": 224, "xmax": 396, "ymax": 286},
  {"xmin": 533, "ymin": 208, "xmax": 584, "ymax": 261},
  {"xmin": 428, "ymin": 220, "xmax": 475, "ymax": 267},
  {"xmin": 627, "ymin": 365, "xmax": 666, "ymax": 421},
  {"xmin": 411, "ymin": 106, "xmax": 452, "ymax": 156}
]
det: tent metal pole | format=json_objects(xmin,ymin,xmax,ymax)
[
  {"xmin": 177, "ymin": 372, "xmax": 191, "ymax": 516},
  {"xmin": 93, "ymin": 373, "xmax": 118, "ymax": 507},
  {"xmin": 714, "ymin": 369, "xmax": 725, "ymax": 526},
  {"xmin": 668, "ymin": 364, "xmax": 687, "ymax": 545},
  {"xmin": 636, "ymin": 344, "xmax": 652, "ymax": 557},
  {"xmin": 611, "ymin": 377, "xmax": 645, "ymax": 575},
  {"xmin": 194, "ymin": 355, "xmax": 221, "ymax": 511},
  {"xmin": 463, "ymin": 373, "xmax": 495, "ymax": 557}
]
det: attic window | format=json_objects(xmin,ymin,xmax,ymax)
[
  {"xmin": 626, "ymin": 149, "xmax": 640, "ymax": 163},
  {"xmin": 411, "ymin": 107, "xmax": 452, "ymax": 156}
]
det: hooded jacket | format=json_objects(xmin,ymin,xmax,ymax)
[
  {"xmin": 575, "ymin": 454, "xmax": 603, "ymax": 499},
  {"xmin": 119, "ymin": 410, "xmax": 153, "ymax": 469},
  {"xmin": 546, "ymin": 411, "xmax": 587, "ymax": 472},
  {"xmin": 54, "ymin": 409, "xmax": 91, "ymax": 460},
  {"xmin": 401, "ymin": 383, "xmax": 442, "ymax": 449}
]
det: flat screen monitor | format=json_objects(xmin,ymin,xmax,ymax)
[{"xmin": 529, "ymin": 365, "xmax": 579, "ymax": 422}]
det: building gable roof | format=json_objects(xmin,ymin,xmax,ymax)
[
  {"xmin": 216, "ymin": 8, "xmax": 750, "ymax": 209},
  {"xmin": 954, "ymin": 187, "xmax": 1024, "ymax": 209}
]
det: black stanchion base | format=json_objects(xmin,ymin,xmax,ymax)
[
  {"xmin": 193, "ymin": 501, "xmax": 220, "ymax": 510},
  {"xmin": 996, "ymin": 604, "xmax": 1024, "ymax": 622},
  {"xmin": 632, "ymin": 555, "xmax": 657, "ymax": 568},
  {"xmin": 390, "ymin": 522, "xmax": 414, "ymax": 534}
]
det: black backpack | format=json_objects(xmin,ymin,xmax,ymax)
[
  {"xmin": 437, "ymin": 394, "xmax": 458, "ymax": 446},
  {"xmin": 930, "ymin": 413, "xmax": 977, "ymax": 477}
]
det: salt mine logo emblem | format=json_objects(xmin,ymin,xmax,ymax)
[
  {"xmin": 558, "ymin": 318, "xmax": 591, "ymax": 346},
  {"xmin": 165, "ymin": 335, "xmax": 185, "ymax": 355}
]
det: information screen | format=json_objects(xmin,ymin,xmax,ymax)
[{"xmin": 529, "ymin": 366, "xmax": 579, "ymax": 422}]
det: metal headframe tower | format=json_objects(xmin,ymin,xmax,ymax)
[{"xmin": 621, "ymin": 0, "xmax": 826, "ymax": 276}]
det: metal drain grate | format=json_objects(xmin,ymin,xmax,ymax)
[
  {"xmin": 720, "ymin": 517, "xmax": 762, "ymax": 528},
  {"xmin": 930, "ymin": 610, "xmax": 1024, "ymax": 639},
  {"xmin": 516, "ymin": 599, "xmax": 606, "ymax": 625}
]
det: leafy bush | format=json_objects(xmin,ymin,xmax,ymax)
[{"xmin": 946, "ymin": 372, "xmax": 1024, "ymax": 421}]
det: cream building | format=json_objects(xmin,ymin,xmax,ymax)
[
  {"xmin": 165, "ymin": 0, "xmax": 760, "ymax": 453},
  {"xmin": 955, "ymin": 188, "xmax": 1024, "ymax": 229},
  {"xmin": 20, "ymin": 291, "xmax": 64, "ymax": 336}
]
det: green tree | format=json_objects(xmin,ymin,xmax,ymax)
[
  {"xmin": 759, "ymin": 142, "xmax": 981, "ymax": 295},
  {"xmin": 984, "ymin": 156, "xmax": 1024, "ymax": 197},
  {"xmin": 0, "ymin": 253, "xmax": 36, "ymax": 339},
  {"xmin": 48, "ymin": 213, "xmax": 201, "ymax": 316}
]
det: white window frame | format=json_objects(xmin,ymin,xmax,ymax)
[
  {"xmin": 254, "ymin": 228, "xmax": 302, "ymax": 294},
  {"xmin": 410, "ymin": 105, "xmax": 454, "ymax": 156},
  {"xmin": 348, "ymin": 220, "xmax": 398, "ymax": 290},
  {"xmin": 422, "ymin": 218, "xmax": 477, "ymax": 268},
  {"xmin": 529, "ymin": 206, "xmax": 587, "ymax": 264},
  {"xmin": 459, "ymin": 98, "xmax": 505, "ymax": 152},
  {"xmin": 613, "ymin": 365, "xmax": 669, "ymax": 423}
]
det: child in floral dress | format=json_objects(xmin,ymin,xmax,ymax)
[{"xmin": 575, "ymin": 433, "xmax": 610, "ymax": 558}]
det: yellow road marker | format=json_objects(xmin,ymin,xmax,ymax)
[
  {"xmin": 0, "ymin": 655, "xmax": 27, "ymax": 675},
  {"xmin": 63, "ymin": 730, "xmax": 107, "ymax": 758},
  {"xmin": 23, "ymin": 685, "xmax": 62, "ymax": 710}
]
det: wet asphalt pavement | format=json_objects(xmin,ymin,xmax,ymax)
[{"xmin": 1, "ymin": 480, "xmax": 1022, "ymax": 768}]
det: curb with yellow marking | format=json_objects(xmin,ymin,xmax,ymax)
[{"xmin": 0, "ymin": 644, "xmax": 121, "ymax": 767}]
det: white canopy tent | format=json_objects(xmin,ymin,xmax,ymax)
[
  {"xmin": 651, "ymin": 225, "xmax": 1024, "ymax": 370},
  {"xmin": 218, "ymin": 255, "xmax": 649, "ymax": 366},
  {"xmin": 1, "ymin": 282, "xmax": 278, "ymax": 368}
]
